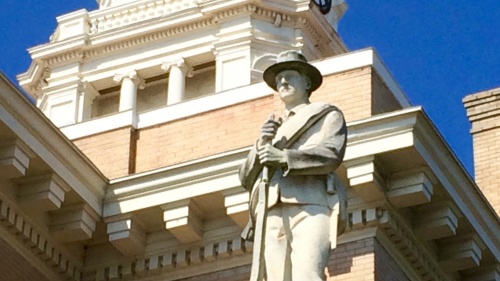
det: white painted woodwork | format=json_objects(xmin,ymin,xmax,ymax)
[
  {"xmin": 0, "ymin": 139, "xmax": 34, "ymax": 179},
  {"xmin": 463, "ymin": 265, "xmax": 500, "ymax": 281},
  {"xmin": 222, "ymin": 188, "xmax": 249, "ymax": 229},
  {"xmin": 49, "ymin": 203, "xmax": 99, "ymax": 243},
  {"xmin": 15, "ymin": 174, "xmax": 70, "ymax": 211},
  {"xmin": 19, "ymin": 0, "xmax": 359, "ymax": 130},
  {"xmin": 162, "ymin": 199, "xmax": 203, "ymax": 244},
  {"xmin": 58, "ymin": 49, "xmax": 410, "ymax": 140},
  {"xmin": 439, "ymin": 234, "xmax": 486, "ymax": 271},
  {"xmin": 162, "ymin": 59, "xmax": 192, "ymax": 105},
  {"xmin": 106, "ymin": 214, "xmax": 146, "ymax": 256},
  {"xmin": 79, "ymin": 82, "xmax": 100, "ymax": 122},
  {"xmin": 40, "ymin": 82, "xmax": 87, "ymax": 127},
  {"xmin": 114, "ymin": 70, "xmax": 145, "ymax": 112},
  {"xmin": 345, "ymin": 156, "xmax": 384, "ymax": 202},
  {"xmin": 414, "ymin": 202, "xmax": 460, "ymax": 241},
  {"xmin": 54, "ymin": 10, "xmax": 90, "ymax": 41},
  {"xmin": 388, "ymin": 171, "xmax": 433, "ymax": 208}
]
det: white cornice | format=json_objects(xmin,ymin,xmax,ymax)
[
  {"xmin": 104, "ymin": 147, "xmax": 249, "ymax": 217},
  {"xmin": 0, "ymin": 73, "xmax": 106, "ymax": 214},
  {"xmin": 413, "ymin": 109, "xmax": 500, "ymax": 263}
]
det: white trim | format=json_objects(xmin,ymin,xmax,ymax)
[
  {"xmin": 413, "ymin": 118, "xmax": 500, "ymax": 262},
  {"xmin": 0, "ymin": 74, "xmax": 106, "ymax": 214},
  {"xmin": 61, "ymin": 49, "xmax": 412, "ymax": 140},
  {"xmin": 104, "ymin": 147, "xmax": 250, "ymax": 217},
  {"xmin": 105, "ymin": 172, "xmax": 240, "ymax": 216},
  {"xmin": 137, "ymin": 82, "xmax": 271, "ymax": 129},
  {"xmin": 103, "ymin": 108, "xmax": 422, "ymax": 217},
  {"xmin": 60, "ymin": 110, "xmax": 136, "ymax": 140}
]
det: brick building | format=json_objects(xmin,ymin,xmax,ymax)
[{"xmin": 1, "ymin": 0, "xmax": 499, "ymax": 280}]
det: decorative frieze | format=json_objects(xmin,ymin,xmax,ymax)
[
  {"xmin": 89, "ymin": 0, "xmax": 199, "ymax": 34},
  {"xmin": 379, "ymin": 208, "xmax": 452, "ymax": 281},
  {"xmin": 83, "ymin": 17, "xmax": 215, "ymax": 62},
  {"xmin": 350, "ymin": 208, "xmax": 380, "ymax": 231},
  {"xmin": 0, "ymin": 198, "xmax": 82, "ymax": 280},
  {"xmin": 92, "ymin": 235, "xmax": 248, "ymax": 281}
]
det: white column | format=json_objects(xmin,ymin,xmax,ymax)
[
  {"xmin": 113, "ymin": 70, "xmax": 145, "ymax": 112},
  {"xmin": 78, "ymin": 82, "xmax": 99, "ymax": 122},
  {"xmin": 161, "ymin": 59, "xmax": 192, "ymax": 105}
]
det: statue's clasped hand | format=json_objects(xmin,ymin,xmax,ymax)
[
  {"xmin": 259, "ymin": 114, "xmax": 282, "ymax": 145},
  {"xmin": 258, "ymin": 144, "xmax": 287, "ymax": 167},
  {"xmin": 257, "ymin": 114, "xmax": 286, "ymax": 167}
]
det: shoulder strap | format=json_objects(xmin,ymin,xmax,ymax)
[{"xmin": 267, "ymin": 105, "xmax": 336, "ymax": 178}]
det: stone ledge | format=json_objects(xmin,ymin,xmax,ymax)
[
  {"xmin": 92, "ymin": 236, "xmax": 249, "ymax": 281},
  {"xmin": 0, "ymin": 198, "xmax": 82, "ymax": 281}
]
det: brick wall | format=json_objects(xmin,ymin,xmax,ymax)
[
  {"xmin": 0, "ymin": 237, "xmax": 50, "ymax": 281},
  {"xmin": 177, "ymin": 265, "xmax": 250, "ymax": 281},
  {"xmin": 472, "ymin": 128, "xmax": 500, "ymax": 214},
  {"xmin": 312, "ymin": 67, "xmax": 373, "ymax": 122},
  {"xmin": 73, "ymin": 127, "xmax": 133, "ymax": 179},
  {"xmin": 134, "ymin": 97, "xmax": 274, "ymax": 174},
  {"xmin": 371, "ymin": 71, "xmax": 402, "ymax": 115},
  {"xmin": 374, "ymin": 239, "xmax": 409, "ymax": 281},
  {"xmin": 463, "ymin": 87, "xmax": 500, "ymax": 215},
  {"xmin": 327, "ymin": 238, "xmax": 375, "ymax": 281},
  {"xmin": 327, "ymin": 237, "xmax": 409, "ymax": 280}
]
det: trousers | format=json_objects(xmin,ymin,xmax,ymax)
[{"xmin": 264, "ymin": 203, "xmax": 331, "ymax": 281}]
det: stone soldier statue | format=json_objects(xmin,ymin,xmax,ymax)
[{"xmin": 239, "ymin": 50, "xmax": 348, "ymax": 281}]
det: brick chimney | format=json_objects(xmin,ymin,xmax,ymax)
[{"xmin": 463, "ymin": 87, "xmax": 500, "ymax": 215}]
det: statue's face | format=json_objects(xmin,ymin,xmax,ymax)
[{"xmin": 275, "ymin": 70, "xmax": 311, "ymax": 103}]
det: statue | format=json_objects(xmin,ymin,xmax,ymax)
[{"xmin": 239, "ymin": 50, "xmax": 348, "ymax": 281}]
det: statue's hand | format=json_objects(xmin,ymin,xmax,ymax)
[
  {"xmin": 259, "ymin": 114, "xmax": 282, "ymax": 147},
  {"xmin": 258, "ymin": 144, "xmax": 287, "ymax": 167}
]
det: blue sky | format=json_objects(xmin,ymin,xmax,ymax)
[{"xmin": 0, "ymin": 1, "xmax": 498, "ymax": 176}]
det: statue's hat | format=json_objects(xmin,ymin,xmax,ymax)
[{"xmin": 263, "ymin": 50, "xmax": 323, "ymax": 92}]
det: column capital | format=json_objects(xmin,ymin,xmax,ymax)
[
  {"xmin": 113, "ymin": 70, "xmax": 145, "ymax": 89},
  {"xmin": 161, "ymin": 58, "xmax": 193, "ymax": 77}
]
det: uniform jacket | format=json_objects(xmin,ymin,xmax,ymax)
[{"xmin": 239, "ymin": 102, "xmax": 348, "ymax": 212}]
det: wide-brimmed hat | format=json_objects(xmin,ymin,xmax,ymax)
[{"xmin": 263, "ymin": 50, "xmax": 323, "ymax": 93}]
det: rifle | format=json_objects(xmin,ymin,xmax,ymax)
[{"xmin": 249, "ymin": 115, "xmax": 274, "ymax": 281}]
